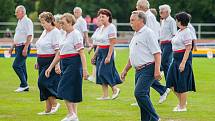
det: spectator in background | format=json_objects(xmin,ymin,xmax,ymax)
[
  {"xmin": 150, "ymin": 8, "xmax": 158, "ymax": 17},
  {"xmin": 85, "ymin": 15, "xmax": 92, "ymax": 30},
  {"xmin": 4, "ymin": 28, "xmax": 13, "ymax": 38},
  {"xmin": 92, "ymin": 17, "xmax": 98, "ymax": 31}
]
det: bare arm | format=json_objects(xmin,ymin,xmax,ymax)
[
  {"xmin": 22, "ymin": 35, "xmax": 32, "ymax": 56},
  {"xmin": 121, "ymin": 59, "xmax": 132, "ymax": 81},
  {"xmin": 154, "ymin": 52, "xmax": 162, "ymax": 80},
  {"xmin": 45, "ymin": 50, "xmax": 61, "ymax": 77},
  {"xmin": 104, "ymin": 38, "xmax": 116, "ymax": 64},
  {"xmin": 179, "ymin": 44, "xmax": 192, "ymax": 72},
  {"xmin": 79, "ymin": 49, "xmax": 88, "ymax": 79},
  {"xmin": 83, "ymin": 32, "xmax": 91, "ymax": 47}
]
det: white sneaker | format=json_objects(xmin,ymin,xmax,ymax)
[
  {"xmin": 112, "ymin": 88, "xmax": 120, "ymax": 99},
  {"xmin": 158, "ymin": 88, "xmax": 170, "ymax": 104},
  {"xmin": 37, "ymin": 111, "xmax": 53, "ymax": 115},
  {"xmin": 87, "ymin": 75, "xmax": 95, "ymax": 82},
  {"xmin": 130, "ymin": 102, "xmax": 138, "ymax": 106},
  {"xmin": 61, "ymin": 113, "xmax": 79, "ymax": 121},
  {"xmin": 96, "ymin": 96, "xmax": 110, "ymax": 100},
  {"xmin": 14, "ymin": 86, "xmax": 29, "ymax": 92},
  {"xmin": 51, "ymin": 103, "xmax": 60, "ymax": 113},
  {"xmin": 173, "ymin": 105, "xmax": 187, "ymax": 112}
]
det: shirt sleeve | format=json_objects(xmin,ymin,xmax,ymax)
[
  {"xmin": 182, "ymin": 30, "xmax": 193, "ymax": 45},
  {"xmin": 80, "ymin": 19, "xmax": 88, "ymax": 32},
  {"xmin": 170, "ymin": 19, "xmax": 177, "ymax": 36},
  {"xmin": 51, "ymin": 30, "xmax": 60, "ymax": 50},
  {"xmin": 107, "ymin": 24, "xmax": 117, "ymax": 39},
  {"xmin": 24, "ymin": 19, "xmax": 34, "ymax": 36},
  {"xmin": 147, "ymin": 31, "xmax": 161, "ymax": 54},
  {"xmin": 73, "ymin": 31, "xmax": 84, "ymax": 51}
]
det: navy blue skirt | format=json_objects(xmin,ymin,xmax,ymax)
[
  {"xmin": 166, "ymin": 52, "xmax": 196, "ymax": 93},
  {"xmin": 96, "ymin": 48, "xmax": 122, "ymax": 86},
  {"xmin": 57, "ymin": 56, "xmax": 83, "ymax": 103},
  {"xmin": 37, "ymin": 57, "xmax": 60, "ymax": 101}
]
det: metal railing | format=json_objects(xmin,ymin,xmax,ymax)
[{"xmin": 0, "ymin": 22, "xmax": 215, "ymax": 39}]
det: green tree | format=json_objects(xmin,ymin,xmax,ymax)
[{"xmin": 0, "ymin": 0, "xmax": 16, "ymax": 21}]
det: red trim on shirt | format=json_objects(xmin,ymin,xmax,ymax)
[
  {"xmin": 160, "ymin": 40, "xmax": 171, "ymax": 44},
  {"xmin": 174, "ymin": 49, "xmax": 186, "ymax": 53},
  {"xmin": 99, "ymin": 45, "xmax": 110, "ymax": 49},
  {"xmin": 60, "ymin": 53, "xmax": 79, "ymax": 59}
]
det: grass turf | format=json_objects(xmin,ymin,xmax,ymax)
[{"xmin": 0, "ymin": 48, "xmax": 215, "ymax": 121}]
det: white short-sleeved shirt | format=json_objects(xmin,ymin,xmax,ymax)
[
  {"xmin": 36, "ymin": 28, "xmax": 61, "ymax": 54},
  {"xmin": 94, "ymin": 23, "xmax": 117, "ymax": 45},
  {"xmin": 172, "ymin": 28, "xmax": 192, "ymax": 51},
  {"xmin": 59, "ymin": 29, "xmax": 84, "ymax": 55},
  {"xmin": 145, "ymin": 10, "xmax": 160, "ymax": 40},
  {"xmin": 188, "ymin": 23, "xmax": 197, "ymax": 40},
  {"xmin": 160, "ymin": 16, "xmax": 177, "ymax": 41},
  {"xmin": 74, "ymin": 16, "xmax": 88, "ymax": 36},
  {"xmin": 129, "ymin": 26, "xmax": 161, "ymax": 67},
  {"xmin": 14, "ymin": 15, "xmax": 34, "ymax": 44},
  {"xmin": 91, "ymin": 26, "xmax": 103, "ymax": 45}
]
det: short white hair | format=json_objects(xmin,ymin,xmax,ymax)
[
  {"xmin": 73, "ymin": 7, "xmax": 82, "ymax": 13},
  {"xmin": 137, "ymin": 0, "xmax": 150, "ymax": 9},
  {"xmin": 159, "ymin": 4, "xmax": 171, "ymax": 14},
  {"xmin": 16, "ymin": 5, "xmax": 26, "ymax": 14},
  {"xmin": 54, "ymin": 14, "xmax": 62, "ymax": 22}
]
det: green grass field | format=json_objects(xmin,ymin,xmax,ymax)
[{"xmin": 0, "ymin": 49, "xmax": 215, "ymax": 121}]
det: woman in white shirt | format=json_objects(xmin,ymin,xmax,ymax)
[
  {"xmin": 45, "ymin": 13, "xmax": 88, "ymax": 121},
  {"xmin": 36, "ymin": 12, "xmax": 61, "ymax": 115},
  {"xmin": 166, "ymin": 12, "xmax": 196, "ymax": 112},
  {"xmin": 88, "ymin": 16, "xmax": 103, "ymax": 82},
  {"xmin": 92, "ymin": 9, "xmax": 122, "ymax": 100}
]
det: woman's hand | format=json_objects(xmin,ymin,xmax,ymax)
[
  {"xmin": 55, "ymin": 64, "xmax": 61, "ymax": 75},
  {"xmin": 104, "ymin": 56, "xmax": 111, "ymax": 64},
  {"xmin": 179, "ymin": 62, "xmax": 185, "ymax": 72},
  {"xmin": 34, "ymin": 63, "xmax": 39, "ymax": 70},
  {"xmin": 45, "ymin": 67, "xmax": 52, "ymax": 78},
  {"xmin": 83, "ymin": 69, "xmax": 89, "ymax": 80}
]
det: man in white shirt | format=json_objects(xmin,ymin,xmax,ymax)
[
  {"xmin": 121, "ymin": 11, "xmax": 161, "ymax": 121},
  {"xmin": 73, "ymin": 7, "xmax": 91, "ymax": 47},
  {"xmin": 9, "ymin": 5, "xmax": 33, "ymax": 92},
  {"xmin": 136, "ymin": 0, "xmax": 170, "ymax": 104},
  {"xmin": 159, "ymin": 4, "xmax": 177, "ymax": 80}
]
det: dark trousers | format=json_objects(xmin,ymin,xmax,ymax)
[
  {"xmin": 135, "ymin": 64, "xmax": 159, "ymax": 121},
  {"xmin": 12, "ymin": 45, "xmax": 30, "ymax": 87},
  {"xmin": 151, "ymin": 80, "xmax": 166, "ymax": 96},
  {"xmin": 161, "ymin": 43, "xmax": 172, "ymax": 79}
]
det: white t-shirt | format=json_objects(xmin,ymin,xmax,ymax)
[
  {"xmin": 36, "ymin": 28, "xmax": 61, "ymax": 54},
  {"xmin": 145, "ymin": 10, "xmax": 160, "ymax": 40},
  {"xmin": 14, "ymin": 15, "xmax": 34, "ymax": 44},
  {"xmin": 91, "ymin": 26, "xmax": 103, "ymax": 45},
  {"xmin": 129, "ymin": 26, "xmax": 161, "ymax": 67},
  {"xmin": 74, "ymin": 16, "xmax": 88, "ymax": 36},
  {"xmin": 95, "ymin": 23, "xmax": 117, "ymax": 45},
  {"xmin": 160, "ymin": 16, "xmax": 177, "ymax": 41},
  {"xmin": 172, "ymin": 28, "xmax": 192, "ymax": 51},
  {"xmin": 59, "ymin": 29, "xmax": 84, "ymax": 55}
]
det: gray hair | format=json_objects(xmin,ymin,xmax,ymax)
[
  {"xmin": 137, "ymin": 0, "xmax": 150, "ymax": 9},
  {"xmin": 132, "ymin": 11, "xmax": 147, "ymax": 24},
  {"xmin": 54, "ymin": 14, "xmax": 62, "ymax": 22},
  {"xmin": 73, "ymin": 7, "xmax": 82, "ymax": 13},
  {"xmin": 159, "ymin": 4, "xmax": 171, "ymax": 14},
  {"xmin": 16, "ymin": 5, "xmax": 26, "ymax": 14}
]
